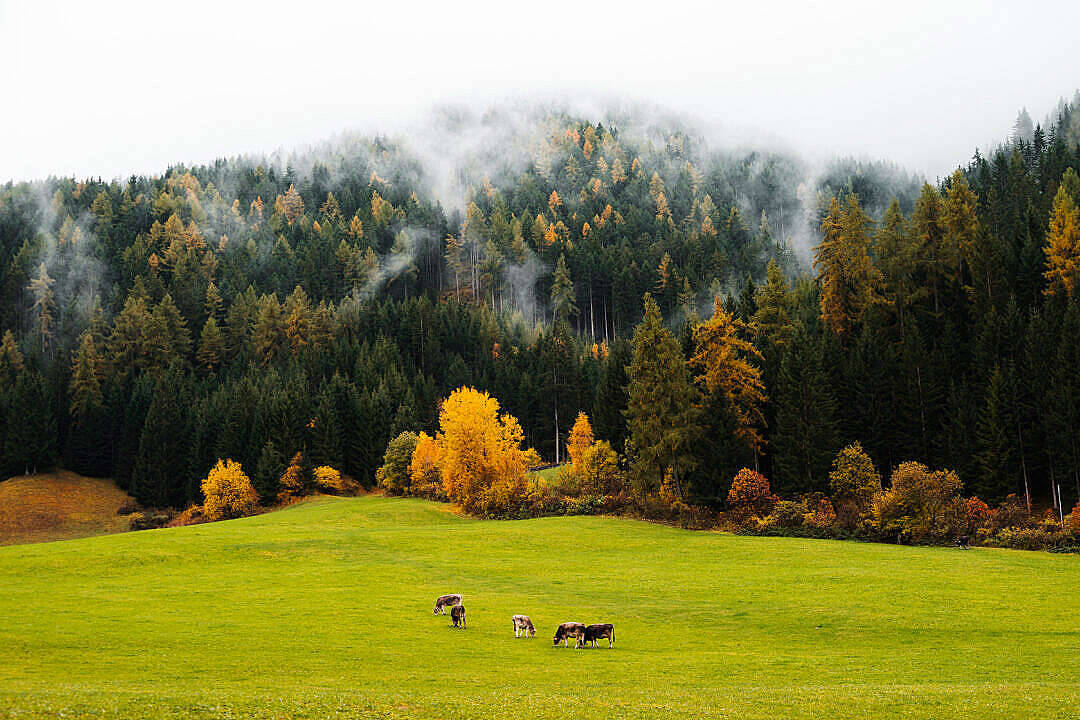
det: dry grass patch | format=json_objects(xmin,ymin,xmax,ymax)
[{"xmin": 0, "ymin": 471, "xmax": 134, "ymax": 545}]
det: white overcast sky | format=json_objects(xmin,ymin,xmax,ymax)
[{"xmin": 2, "ymin": 0, "xmax": 1078, "ymax": 183}]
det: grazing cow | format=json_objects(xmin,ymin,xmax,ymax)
[
  {"xmin": 552, "ymin": 622, "xmax": 586, "ymax": 648},
  {"xmin": 956, "ymin": 535, "xmax": 971, "ymax": 550},
  {"xmin": 512, "ymin": 614, "xmax": 536, "ymax": 638},
  {"xmin": 583, "ymin": 623, "xmax": 615, "ymax": 648},
  {"xmin": 450, "ymin": 604, "xmax": 466, "ymax": 628},
  {"xmin": 433, "ymin": 593, "xmax": 462, "ymax": 615}
]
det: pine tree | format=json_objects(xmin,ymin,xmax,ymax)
[
  {"xmin": 974, "ymin": 364, "xmax": 1017, "ymax": 504},
  {"xmin": 133, "ymin": 372, "xmax": 188, "ymax": 507},
  {"xmin": 773, "ymin": 327, "xmax": 840, "ymax": 495},
  {"xmin": 4, "ymin": 369, "xmax": 56, "ymax": 475},
  {"xmin": 255, "ymin": 439, "xmax": 285, "ymax": 503},
  {"xmin": 751, "ymin": 259, "xmax": 794, "ymax": 346},
  {"xmin": 70, "ymin": 332, "xmax": 104, "ymax": 418},
  {"xmin": 941, "ymin": 170, "xmax": 979, "ymax": 283},
  {"xmin": 592, "ymin": 338, "xmax": 631, "ymax": 452},
  {"xmin": 204, "ymin": 281, "xmax": 224, "ymax": 322},
  {"xmin": 551, "ymin": 254, "xmax": 577, "ymax": 324},
  {"xmin": 625, "ymin": 294, "xmax": 699, "ymax": 499},
  {"xmin": 196, "ymin": 316, "xmax": 225, "ymax": 370},
  {"xmin": 873, "ymin": 198, "xmax": 917, "ymax": 337}
]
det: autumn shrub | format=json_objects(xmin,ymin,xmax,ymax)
[
  {"xmin": 962, "ymin": 496, "xmax": 995, "ymax": 534},
  {"xmin": 202, "ymin": 458, "xmax": 259, "ymax": 521},
  {"xmin": 995, "ymin": 494, "xmax": 1031, "ymax": 530},
  {"xmin": 116, "ymin": 500, "xmax": 140, "ymax": 516},
  {"xmin": 377, "ymin": 431, "xmax": 418, "ymax": 495},
  {"xmin": 768, "ymin": 499, "xmax": 807, "ymax": 529},
  {"xmin": 313, "ymin": 466, "xmax": 345, "ymax": 493},
  {"xmin": 1069, "ymin": 503, "xmax": 1080, "ymax": 535},
  {"xmin": 991, "ymin": 526, "xmax": 1068, "ymax": 551},
  {"xmin": 563, "ymin": 494, "xmax": 603, "ymax": 516},
  {"xmin": 129, "ymin": 511, "xmax": 173, "ymax": 531},
  {"xmin": 870, "ymin": 461, "xmax": 963, "ymax": 543},
  {"xmin": 828, "ymin": 442, "xmax": 880, "ymax": 529},
  {"xmin": 277, "ymin": 452, "xmax": 305, "ymax": 504},
  {"xmin": 804, "ymin": 498, "xmax": 837, "ymax": 529},
  {"xmin": 169, "ymin": 504, "xmax": 205, "ymax": 527},
  {"xmin": 726, "ymin": 468, "xmax": 778, "ymax": 520}
]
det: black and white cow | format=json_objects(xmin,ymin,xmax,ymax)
[
  {"xmin": 512, "ymin": 614, "xmax": 536, "ymax": 638},
  {"xmin": 552, "ymin": 622, "xmax": 586, "ymax": 648},
  {"xmin": 583, "ymin": 623, "xmax": 615, "ymax": 648},
  {"xmin": 433, "ymin": 593, "xmax": 462, "ymax": 615},
  {"xmin": 450, "ymin": 604, "xmax": 466, "ymax": 629}
]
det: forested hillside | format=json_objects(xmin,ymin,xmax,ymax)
[{"xmin": 1, "ymin": 98, "xmax": 1079, "ymax": 519}]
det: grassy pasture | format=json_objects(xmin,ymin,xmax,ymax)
[{"xmin": 0, "ymin": 494, "xmax": 1078, "ymax": 718}]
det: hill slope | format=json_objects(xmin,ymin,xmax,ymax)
[
  {"xmin": 0, "ymin": 471, "xmax": 133, "ymax": 546},
  {"xmin": 0, "ymin": 495, "xmax": 1078, "ymax": 719}
]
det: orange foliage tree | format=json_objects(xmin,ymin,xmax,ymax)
[{"xmin": 726, "ymin": 468, "xmax": 777, "ymax": 518}]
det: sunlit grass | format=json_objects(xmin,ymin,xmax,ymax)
[{"xmin": 1, "ymin": 494, "xmax": 1077, "ymax": 718}]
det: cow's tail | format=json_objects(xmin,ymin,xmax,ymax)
[{"xmin": 612, "ymin": 627, "xmax": 615, "ymax": 645}]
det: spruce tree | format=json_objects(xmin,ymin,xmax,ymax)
[
  {"xmin": 772, "ymin": 327, "xmax": 840, "ymax": 495},
  {"xmin": 624, "ymin": 294, "xmax": 699, "ymax": 500}
]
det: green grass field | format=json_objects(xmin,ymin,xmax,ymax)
[{"xmin": 1, "ymin": 495, "xmax": 1078, "ymax": 719}]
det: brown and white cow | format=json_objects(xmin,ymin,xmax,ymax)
[
  {"xmin": 433, "ymin": 593, "xmax": 462, "ymax": 615},
  {"xmin": 450, "ymin": 604, "xmax": 466, "ymax": 629},
  {"xmin": 512, "ymin": 614, "xmax": 536, "ymax": 638},
  {"xmin": 552, "ymin": 622, "xmax": 586, "ymax": 648},
  {"xmin": 583, "ymin": 623, "xmax": 615, "ymax": 648}
]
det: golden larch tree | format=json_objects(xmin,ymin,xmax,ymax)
[
  {"xmin": 567, "ymin": 412, "xmax": 595, "ymax": 467},
  {"xmin": 1043, "ymin": 184, "xmax": 1080, "ymax": 297},
  {"xmin": 690, "ymin": 298, "xmax": 767, "ymax": 454}
]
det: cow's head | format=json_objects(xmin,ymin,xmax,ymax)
[
  {"xmin": 527, "ymin": 623, "xmax": 536, "ymax": 637},
  {"xmin": 552, "ymin": 630, "xmax": 562, "ymax": 645}
]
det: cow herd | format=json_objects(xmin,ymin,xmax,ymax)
[{"xmin": 432, "ymin": 593, "xmax": 616, "ymax": 649}]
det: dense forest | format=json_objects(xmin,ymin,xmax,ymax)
[{"xmin": 2, "ymin": 96, "xmax": 1080, "ymax": 524}]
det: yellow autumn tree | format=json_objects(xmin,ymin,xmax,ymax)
[
  {"xmin": 690, "ymin": 298, "xmax": 767, "ymax": 453},
  {"xmin": 567, "ymin": 412, "xmax": 595, "ymax": 467},
  {"xmin": 435, "ymin": 387, "xmax": 535, "ymax": 515},
  {"xmin": 409, "ymin": 431, "xmax": 443, "ymax": 499},
  {"xmin": 1043, "ymin": 184, "xmax": 1080, "ymax": 297},
  {"xmin": 202, "ymin": 459, "xmax": 258, "ymax": 521},
  {"xmin": 313, "ymin": 466, "xmax": 344, "ymax": 492}
]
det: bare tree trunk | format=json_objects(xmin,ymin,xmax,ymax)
[
  {"xmin": 1018, "ymin": 423, "xmax": 1031, "ymax": 512},
  {"xmin": 589, "ymin": 282, "xmax": 595, "ymax": 338}
]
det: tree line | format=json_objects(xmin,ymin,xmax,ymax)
[{"xmin": 0, "ymin": 101, "xmax": 1079, "ymax": 529}]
